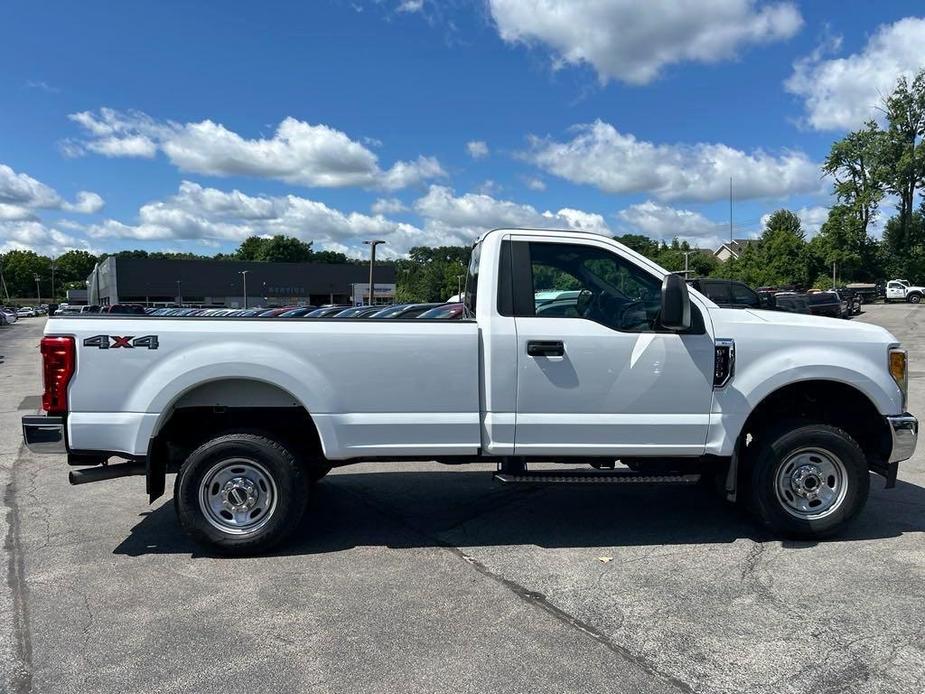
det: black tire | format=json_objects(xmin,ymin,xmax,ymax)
[
  {"xmin": 908, "ymin": 293, "xmax": 921, "ymax": 304},
  {"xmin": 174, "ymin": 432, "xmax": 307, "ymax": 555},
  {"xmin": 746, "ymin": 423, "xmax": 869, "ymax": 539}
]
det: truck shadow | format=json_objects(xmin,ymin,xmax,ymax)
[{"xmin": 113, "ymin": 468, "xmax": 925, "ymax": 558}]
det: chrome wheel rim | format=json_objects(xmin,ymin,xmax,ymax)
[
  {"xmin": 775, "ymin": 447, "xmax": 848, "ymax": 520},
  {"xmin": 198, "ymin": 458, "xmax": 277, "ymax": 535}
]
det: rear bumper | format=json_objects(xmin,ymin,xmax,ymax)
[
  {"xmin": 22, "ymin": 415, "xmax": 66, "ymax": 454},
  {"xmin": 887, "ymin": 413, "xmax": 918, "ymax": 463}
]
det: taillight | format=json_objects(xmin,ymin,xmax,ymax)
[{"xmin": 41, "ymin": 336, "xmax": 75, "ymax": 414}]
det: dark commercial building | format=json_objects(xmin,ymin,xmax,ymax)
[{"xmin": 86, "ymin": 256, "xmax": 396, "ymax": 308}]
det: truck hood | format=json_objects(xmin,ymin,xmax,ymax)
[{"xmin": 707, "ymin": 307, "xmax": 899, "ymax": 345}]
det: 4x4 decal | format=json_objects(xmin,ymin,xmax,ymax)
[{"xmin": 82, "ymin": 335, "xmax": 159, "ymax": 350}]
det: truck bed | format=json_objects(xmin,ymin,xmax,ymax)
[{"xmin": 51, "ymin": 316, "xmax": 481, "ymax": 459}]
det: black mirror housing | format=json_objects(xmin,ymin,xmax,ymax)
[{"xmin": 661, "ymin": 273, "xmax": 691, "ymax": 331}]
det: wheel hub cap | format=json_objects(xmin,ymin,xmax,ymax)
[
  {"xmin": 198, "ymin": 458, "xmax": 277, "ymax": 535},
  {"xmin": 775, "ymin": 448, "xmax": 848, "ymax": 520}
]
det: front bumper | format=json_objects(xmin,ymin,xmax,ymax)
[
  {"xmin": 887, "ymin": 413, "xmax": 918, "ymax": 463},
  {"xmin": 22, "ymin": 415, "xmax": 66, "ymax": 454}
]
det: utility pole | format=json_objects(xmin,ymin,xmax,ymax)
[
  {"xmin": 0, "ymin": 257, "xmax": 10, "ymax": 303},
  {"xmin": 34, "ymin": 273, "xmax": 41, "ymax": 304},
  {"xmin": 364, "ymin": 240, "xmax": 386, "ymax": 306},
  {"xmin": 239, "ymin": 270, "xmax": 249, "ymax": 309},
  {"xmin": 729, "ymin": 177, "xmax": 733, "ymax": 243}
]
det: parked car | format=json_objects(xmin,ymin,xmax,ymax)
[
  {"xmin": 1, "ymin": 307, "xmax": 18, "ymax": 324},
  {"xmin": 371, "ymin": 303, "xmax": 441, "ymax": 318},
  {"xmin": 80, "ymin": 305, "xmax": 102, "ymax": 314},
  {"xmin": 333, "ymin": 306, "xmax": 387, "ymax": 318},
  {"xmin": 278, "ymin": 307, "xmax": 318, "ymax": 318},
  {"xmin": 24, "ymin": 226, "xmax": 918, "ymax": 555},
  {"xmin": 306, "ymin": 305, "xmax": 352, "ymax": 318},
  {"xmin": 0, "ymin": 311, "xmax": 6, "ymax": 326},
  {"xmin": 773, "ymin": 293, "xmax": 811, "ymax": 314},
  {"xmin": 417, "ymin": 303, "xmax": 464, "ymax": 319},
  {"xmin": 101, "ymin": 304, "xmax": 147, "ymax": 315},
  {"xmin": 687, "ymin": 278, "xmax": 763, "ymax": 309},
  {"xmin": 17, "ymin": 307, "xmax": 36, "ymax": 318},
  {"xmin": 806, "ymin": 291, "xmax": 843, "ymax": 318}
]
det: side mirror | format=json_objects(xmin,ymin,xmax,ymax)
[
  {"xmin": 575, "ymin": 288, "xmax": 593, "ymax": 316},
  {"xmin": 661, "ymin": 274, "xmax": 691, "ymax": 331}
]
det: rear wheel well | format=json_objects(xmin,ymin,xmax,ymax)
[{"xmin": 740, "ymin": 380, "xmax": 891, "ymax": 465}]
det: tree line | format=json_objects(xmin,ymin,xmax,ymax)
[{"xmin": 3, "ymin": 70, "xmax": 924, "ymax": 303}]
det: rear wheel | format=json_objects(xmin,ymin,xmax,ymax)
[
  {"xmin": 175, "ymin": 432, "xmax": 307, "ymax": 555},
  {"xmin": 747, "ymin": 423, "xmax": 869, "ymax": 539}
]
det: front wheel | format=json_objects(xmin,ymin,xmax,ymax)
[
  {"xmin": 747, "ymin": 423, "xmax": 869, "ymax": 539},
  {"xmin": 175, "ymin": 433, "xmax": 307, "ymax": 555}
]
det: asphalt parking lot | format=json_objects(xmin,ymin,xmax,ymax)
[{"xmin": 2, "ymin": 306, "xmax": 924, "ymax": 694}]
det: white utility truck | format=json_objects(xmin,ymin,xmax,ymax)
[
  {"xmin": 23, "ymin": 229, "xmax": 918, "ymax": 554},
  {"xmin": 885, "ymin": 279, "xmax": 925, "ymax": 303}
]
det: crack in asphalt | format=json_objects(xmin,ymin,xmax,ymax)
[
  {"xmin": 339, "ymin": 483, "xmax": 694, "ymax": 694},
  {"xmin": 4, "ymin": 446, "xmax": 34, "ymax": 694}
]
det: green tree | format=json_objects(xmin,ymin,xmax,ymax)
[
  {"xmin": 823, "ymin": 121, "xmax": 886, "ymax": 234},
  {"xmin": 881, "ymin": 71, "xmax": 925, "ymax": 240},
  {"xmin": 234, "ymin": 236, "xmax": 270, "ymax": 261},
  {"xmin": 395, "ymin": 246, "xmax": 471, "ymax": 302},
  {"xmin": 257, "ymin": 236, "xmax": 314, "ymax": 263},
  {"xmin": 0, "ymin": 250, "xmax": 51, "ymax": 299},
  {"xmin": 880, "ymin": 206, "xmax": 925, "ymax": 281}
]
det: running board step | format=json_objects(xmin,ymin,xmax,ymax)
[{"xmin": 493, "ymin": 471, "xmax": 701, "ymax": 485}]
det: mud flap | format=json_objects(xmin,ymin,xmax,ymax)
[{"xmin": 145, "ymin": 436, "xmax": 167, "ymax": 502}]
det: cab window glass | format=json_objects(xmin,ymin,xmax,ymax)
[
  {"xmin": 730, "ymin": 282, "xmax": 760, "ymax": 307},
  {"xmin": 528, "ymin": 242, "xmax": 662, "ymax": 332}
]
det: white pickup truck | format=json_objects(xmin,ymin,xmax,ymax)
[
  {"xmin": 22, "ymin": 228, "xmax": 918, "ymax": 554},
  {"xmin": 885, "ymin": 279, "xmax": 925, "ymax": 304}
]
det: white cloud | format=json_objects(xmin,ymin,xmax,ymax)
[
  {"xmin": 397, "ymin": 0, "xmax": 424, "ymax": 12},
  {"xmin": 67, "ymin": 108, "xmax": 446, "ymax": 190},
  {"xmin": 371, "ymin": 197, "xmax": 408, "ymax": 215},
  {"xmin": 786, "ymin": 18, "xmax": 925, "ymax": 130},
  {"xmin": 617, "ymin": 201, "xmax": 726, "ymax": 248},
  {"xmin": 62, "ymin": 191, "xmax": 105, "ymax": 214},
  {"xmin": 524, "ymin": 176, "xmax": 546, "ymax": 191},
  {"xmin": 0, "ymin": 163, "xmax": 104, "ymax": 219},
  {"xmin": 413, "ymin": 184, "xmax": 610, "ymax": 241},
  {"xmin": 466, "ymin": 140, "xmax": 490, "ymax": 159},
  {"xmin": 760, "ymin": 205, "xmax": 830, "ymax": 237},
  {"xmin": 0, "ymin": 220, "xmax": 87, "ymax": 255},
  {"xmin": 488, "ymin": 0, "xmax": 802, "ymax": 85},
  {"xmin": 86, "ymin": 181, "xmax": 429, "ymax": 256},
  {"xmin": 524, "ymin": 120, "xmax": 821, "ymax": 202}
]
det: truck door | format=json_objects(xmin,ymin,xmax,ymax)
[
  {"xmin": 886, "ymin": 282, "xmax": 905, "ymax": 300},
  {"xmin": 508, "ymin": 236, "xmax": 715, "ymax": 457}
]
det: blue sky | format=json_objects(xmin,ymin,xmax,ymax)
[{"xmin": 1, "ymin": 0, "xmax": 923, "ymax": 259}]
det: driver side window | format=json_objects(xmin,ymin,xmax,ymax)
[{"xmin": 525, "ymin": 241, "xmax": 663, "ymax": 332}]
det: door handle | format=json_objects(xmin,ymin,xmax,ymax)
[{"xmin": 527, "ymin": 340, "xmax": 565, "ymax": 357}]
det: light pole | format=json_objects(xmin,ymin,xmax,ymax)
[
  {"xmin": 50, "ymin": 259, "xmax": 57, "ymax": 302},
  {"xmin": 239, "ymin": 270, "xmax": 249, "ymax": 309},
  {"xmin": 364, "ymin": 240, "xmax": 386, "ymax": 306},
  {"xmin": 456, "ymin": 273, "xmax": 464, "ymax": 300},
  {"xmin": 176, "ymin": 280, "xmax": 183, "ymax": 306},
  {"xmin": 683, "ymin": 251, "xmax": 693, "ymax": 277},
  {"xmin": 0, "ymin": 257, "xmax": 10, "ymax": 302},
  {"xmin": 34, "ymin": 273, "xmax": 41, "ymax": 304}
]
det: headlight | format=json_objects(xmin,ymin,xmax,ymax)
[{"xmin": 889, "ymin": 347, "xmax": 908, "ymax": 410}]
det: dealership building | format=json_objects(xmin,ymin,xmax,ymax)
[{"xmin": 86, "ymin": 256, "xmax": 396, "ymax": 308}]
